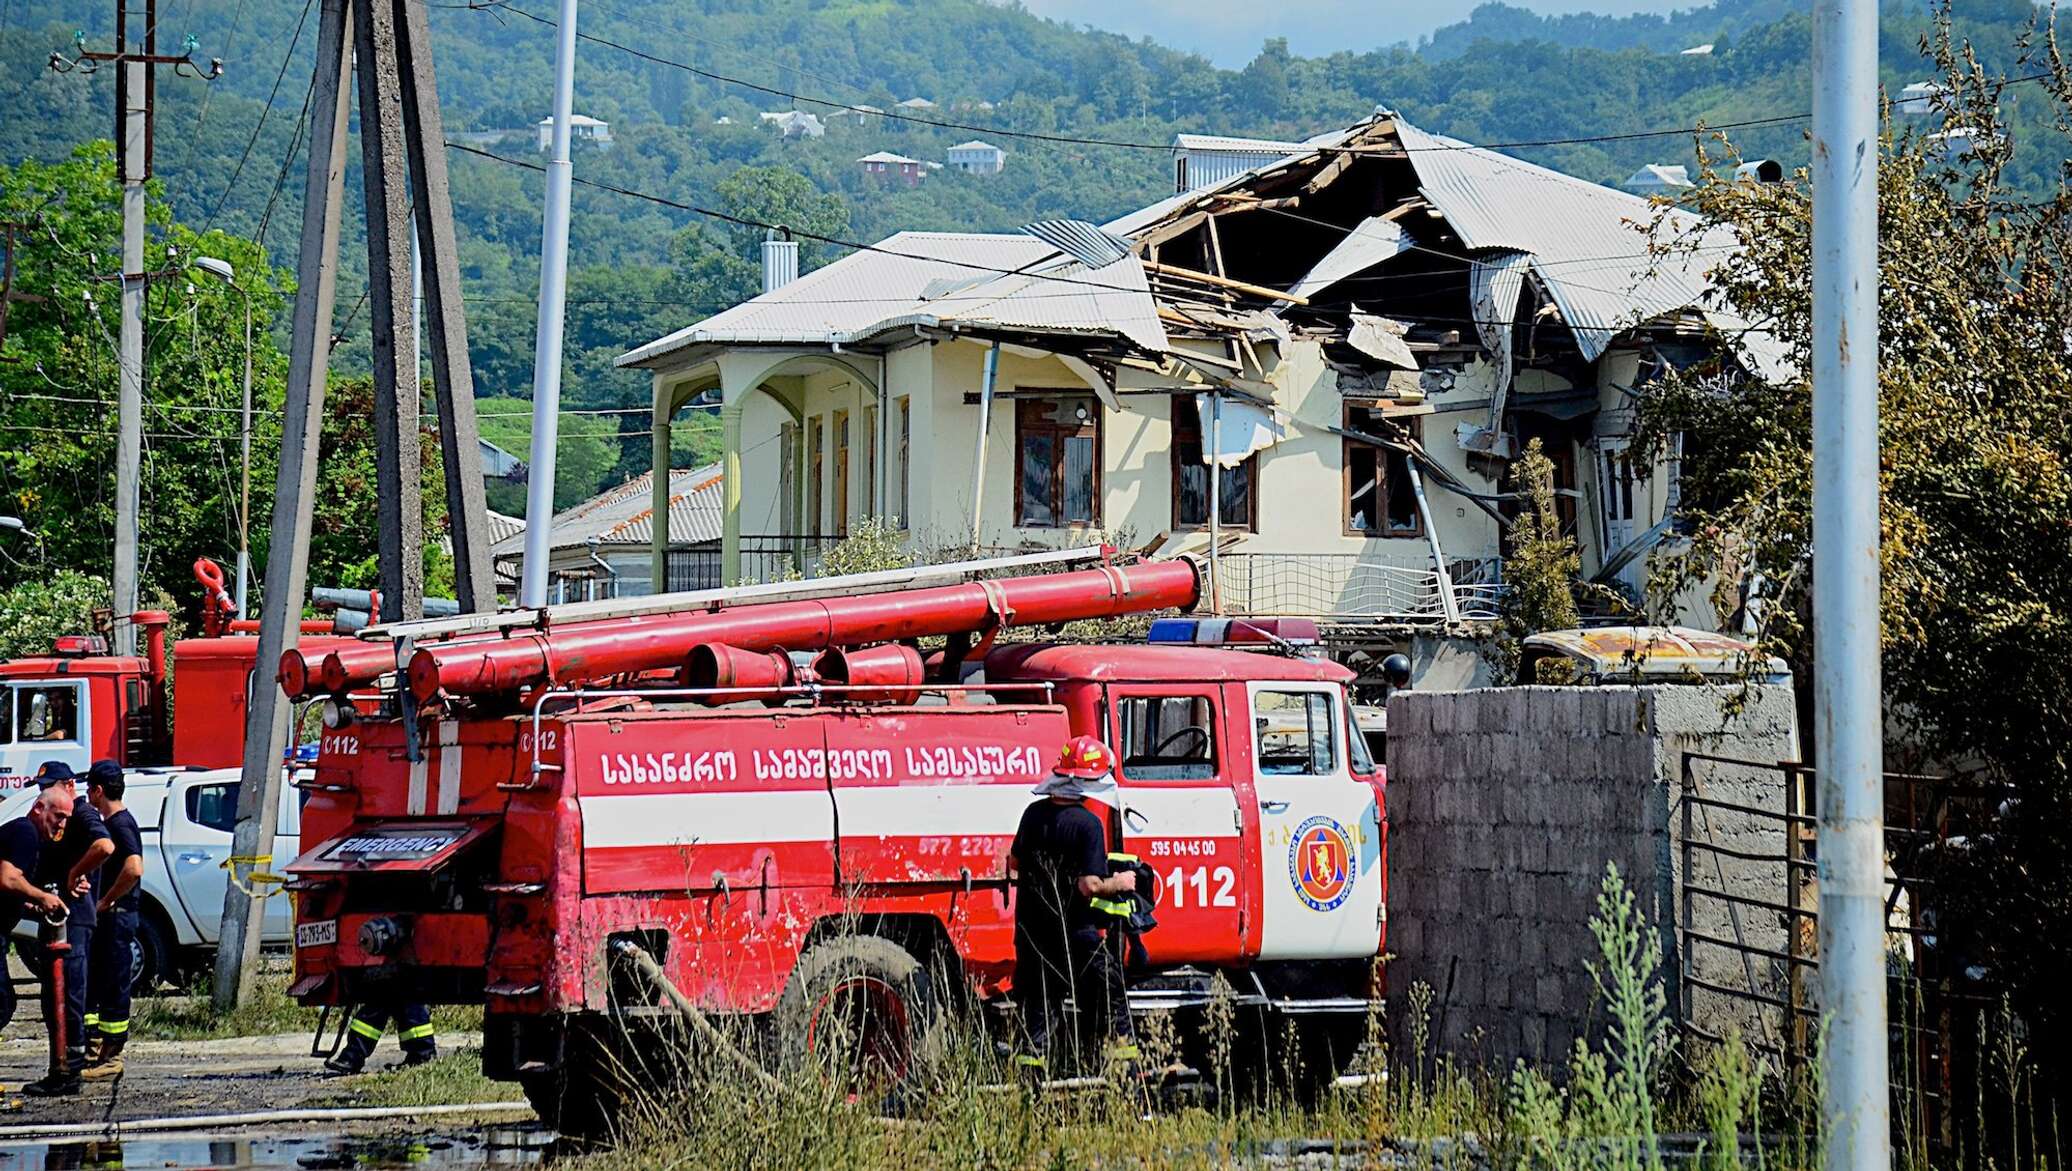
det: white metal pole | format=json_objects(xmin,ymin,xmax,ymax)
[
  {"xmin": 968, "ymin": 341, "xmax": 1000, "ymax": 552},
  {"xmin": 518, "ymin": 0, "xmax": 580, "ymax": 608},
  {"xmin": 236, "ymin": 296, "xmax": 253, "ymax": 618},
  {"xmin": 1207, "ymin": 392, "xmax": 1221, "ymax": 614},
  {"xmin": 1811, "ymin": 0, "xmax": 1889, "ymax": 1166}
]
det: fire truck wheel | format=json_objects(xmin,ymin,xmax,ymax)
[{"xmin": 776, "ymin": 934, "xmax": 938, "ymax": 1096}]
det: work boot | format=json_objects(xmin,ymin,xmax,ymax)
[
  {"xmin": 81, "ymin": 1033, "xmax": 126, "ymax": 1080},
  {"xmin": 398, "ymin": 1044, "xmax": 438, "ymax": 1069},
  {"xmin": 23, "ymin": 1069, "xmax": 82, "ymax": 1097},
  {"xmin": 322, "ymin": 1053, "xmax": 366, "ymax": 1078},
  {"xmin": 82, "ymin": 1033, "xmax": 103, "ymax": 1066}
]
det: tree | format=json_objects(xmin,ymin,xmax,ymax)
[
  {"xmin": 1633, "ymin": 14, "xmax": 2072, "ymax": 1083},
  {"xmin": 473, "ymin": 395, "xmax": 621, "ymax": 515},
  {"xmin": 1496, "ymin": 439, "xmax": 1582, "ymax": 683},
  {"xmin": 0, "ymin": 143, "xmax": 290, "ymax": 607}
]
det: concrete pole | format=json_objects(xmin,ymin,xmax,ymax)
[
  {"xmin": 1811, "ymin": 0, "xmax": 1890, "ymax": 1166},
  {"xmin": 518, "ymin": 0, "xmax": 580, "ymax": 608},
  {"xmin": 113, "ymin": 52, "xmax": 148, "ymax": 657},
  {"xmin": 215, "ymin": 0, "xmax": 352, "ymax": 1011},
  {"xmin": 968, "ymin": 342, "xmax": 1000, "ymax": 552}
]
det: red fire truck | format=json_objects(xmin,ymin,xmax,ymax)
[
  {"xmin": 283, "ymin": 554, "xmax": 1384, "ymax": 1128},
  {"xmin": 0, "ymin": 559, "xmax": 356, "ymax": 783}
]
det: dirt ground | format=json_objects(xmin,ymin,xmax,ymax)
[{"xmin": 0, "ymin": 1018, "xmax": 497, "ymax": 1127}]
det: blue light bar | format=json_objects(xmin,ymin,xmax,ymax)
[{"xmin": 1147, "ymin": 617, "xmax": 1320, "ymax": 646}]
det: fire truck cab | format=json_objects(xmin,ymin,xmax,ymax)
[{"xmin": 290, "ymin": 630, "xmax": 1384, "ymax": 1128}]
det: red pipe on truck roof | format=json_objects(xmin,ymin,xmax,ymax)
[{"xmin": 363, "ymin": 558, "xmax": 1199, "ymax": 703}]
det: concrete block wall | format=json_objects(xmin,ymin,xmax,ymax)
[{"xmin": 1384, "ymin": 683, "xmax": 1800, "ymax": 1069}]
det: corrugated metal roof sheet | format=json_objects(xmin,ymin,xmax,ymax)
[
  {"xmin": 489, "ymin": 464, "xmax": 723, "ymax": 557},
  {"xmin": 923, "ymin": 253, "xmax": 1169, "ymax": 354},
  {"xmin": 617, "ymin": 233, "xmax": 1054, "ymax": 365},
  {"xmin": 1395, "ymin": 117, "xmax": 1736, "ymax": 362}
]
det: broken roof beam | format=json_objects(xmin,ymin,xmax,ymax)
[{"xmin": 1144, "ymin": 261, "xmax": 1309, "ymax": 306}]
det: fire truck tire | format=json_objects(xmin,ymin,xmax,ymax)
[
  {"xmin": 518, "ymin": 1023, "xmax": 631, "ymax": 1137},
  {"xmin": 776, "ymin": 934, "xmax": 940, "ymax": 1092}
]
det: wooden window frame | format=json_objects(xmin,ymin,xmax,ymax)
[
  {"xmin": 832, "ymin": 408, "xmax": 850, "ymax": 538},
  {"xmin": 1342, "ymin": 407, "xmax": 1424, "ymax": 539},
  {"xmin": 807, "ymin": 416, "xmax": 825, "ymax": 536},
  {"xmin": 1170, "ymin": 395, "xmax": 1258, "ymax": 531},
  {"xmin": 1013, "ymin": 393, "xmax": 1102, "ymax": 529},
  {"xmin": 895, "ymin": 396, "xmax": 910, "ymax": 530}
]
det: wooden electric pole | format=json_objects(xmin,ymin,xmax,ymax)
[{"xmin": 49, "ymin": 2, "xmax": 221, "ymax": 657}]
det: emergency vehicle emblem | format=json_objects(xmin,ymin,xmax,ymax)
[{"xmin": 1289, "ymin": 815, "xmax": 1355, "ymax": 912}]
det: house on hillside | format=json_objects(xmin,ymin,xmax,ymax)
[
  {"xmin": 759, "ymin": 110, "xmax": 827, "ymax": 139},
  {"xmin": 896, "ymin": 97, "xmax": 938, "ymax": 111},
  {"xmin": 1622, "ymin": 164, "xmax": 1693, "ymax": 196},
  {"xmin": 623, "ymin": 111, "xmax": 1784, "ymax": 687},
  {"xmin": 857, "ymin": 151, "xmax": 929, "ymax": 185},
  {"xmin": 946, "ymin": 141, "xmax": 1006, "ymax": 174},
  {"xmin": 537, "ymin": 113, "xmax": 613, "ymax": 151},
  {"xmin": 488, "ymin": 465, "xmax": 722, "ymax": 599},
  {"xmin": 1171, "ymin": 133, "xmax": 1311, "ymax": 193}
]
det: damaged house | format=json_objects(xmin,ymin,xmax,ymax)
[{"xmin": 618, "ymin": 108, "xmax": 1782, "ymax": 685}]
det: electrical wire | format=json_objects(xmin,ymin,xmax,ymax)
[
  {"xmin": 203, "ymin": 0, "xmax": 317, "ymax": 233},
  {"xmin": 474, "ymin": 0, "xmax": 2056, "ymax": 157}
]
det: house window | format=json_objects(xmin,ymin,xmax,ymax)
[
  {"xmin": 807, "ymin": 416, "xmax": 825, "ymax": 535},
  {"xmin": 1172, "ymin": 395, "xmax": 1256, "ymax": 529},
  {"xmin": 1015, "ymin": 394, "xmax": 1100, "ymax": 528},
  {"xmin": 895, "ymin": 396, "xmax": 910, "ymax": 529},
  {"xmin": 1343, "ymin": 406, "xmax": 1422, "ymax": 537},
  {"xmin": 832, "ymin": 409, "xmax": 850, "ymax": 537}
]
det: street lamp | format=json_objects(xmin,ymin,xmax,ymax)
[{"xmin": 194, "ymin": 257, "xmax": 253, "ymax": 619}]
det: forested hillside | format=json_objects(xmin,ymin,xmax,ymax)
[{"xmin": 0, "ymin": 0, "xmax": 2058, "ymax": 500}]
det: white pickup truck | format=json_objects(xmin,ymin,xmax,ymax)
[{"xmin": 0, "ymin": 766, "xmax": 300, "ymax": 990}]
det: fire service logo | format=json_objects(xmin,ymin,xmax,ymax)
[{"xmin": 1289, "ymin": 815, "xmax": 1356, "ymax": 912}]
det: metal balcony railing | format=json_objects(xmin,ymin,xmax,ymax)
[{"xmin": 1211, "ymin": 552, "xmax": 1503, "ymax": 625}]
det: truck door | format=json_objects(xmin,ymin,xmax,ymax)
[
  {"xmin": 1244, "ymin": 683, "xmax": 1383, "ymax": 960},
  {"xmin": 163, "ymin": 772, "xmax": 301, "ymax": 944},
  {"xmin": 1108, "ymin": 685, "xmax": 1246, "ymax": 964},
  {"xmin": 0, "ymin": 680, "xmax": 90, "ymax": 783}
]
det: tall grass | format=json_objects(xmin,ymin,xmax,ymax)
[{"xmin": 576, "ymin": 864, "xmax": 2052, "ymax": 1170}]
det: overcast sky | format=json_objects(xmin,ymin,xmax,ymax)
[{"xmin": 1013, "ymin": 0, "xmax": 1699, "ymax": 65}]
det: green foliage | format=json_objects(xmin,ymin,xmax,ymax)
[
  {"xmin": 813, "ymin": 516, "xmax": 911, "ymax": 578},
  {"xmin": 1632, "ymin": 11, "xmax": 2072, "ymax": 1070},
  {"xmin": 473, "ymin": 395, "xmax": 621, "ymax": 514},
  {"xmin": 0, "ymin": 569, "xmax": 109, "ymax": 659},
  {"xmin": 0, "ymin": 143, "xmax": 291, "ymax": 602},
  {"xmin": 1497, "ymin": 439, "xmax": 1583, "ymax": 683}
]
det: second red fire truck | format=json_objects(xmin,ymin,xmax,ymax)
[{"xmin": 283, "ymin": 553, "xmax": 1384, "ymax": 1128}]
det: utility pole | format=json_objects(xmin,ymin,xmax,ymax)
[
  {"xmin": 518, "ymin": 0, "xmax": 581, "ymax": 608},
  {"xmin": 49, "ymin": 3, "xmax": 219, "ymax": 656},
  {"xmin": 1811, "ymin": 0, "xmax": 1889, "ymax": 1167},
  {"xmin": 215, "ymin": 0, "xmax": 495, "ymax": 1011}
]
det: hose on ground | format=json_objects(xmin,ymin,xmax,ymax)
[{"xmin": 610, "ymin": 939, "xmax": 783, "ymax": 1091}]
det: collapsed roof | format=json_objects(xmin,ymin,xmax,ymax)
[{"xmin": 619, "ymin": 110, "xmax": 1786, "ymax": 393}]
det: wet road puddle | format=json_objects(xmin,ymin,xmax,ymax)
[{"xmin": 0, "ymin": 1124, "xmax": 568, "ymax": 1169}]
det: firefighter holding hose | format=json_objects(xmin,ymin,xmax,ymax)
[
  {"xmin": 22, "ymin": 761, "xmax": 112, "ymax": 1096},
  {"xmin": 1009, "ymin": 736, "xmax": 1139, "ymax": 1078},
  {"xmin": 0, "ymin": 791, "xmax": 71, "ymax": 1039}
]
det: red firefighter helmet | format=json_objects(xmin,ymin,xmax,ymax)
[{"xmin": 1052, "ymin": 735, "xmax": 1116, "ymax": 780}]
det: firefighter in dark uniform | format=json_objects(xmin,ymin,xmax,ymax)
[
  {"xmin": 1008, "ymin": 735, "xmax": 1139, "ymax": 1077},
  {"xmin": 24, "ymin": 761, "xmax": 112, "ymax": 1096},
  {"xmin": 0, "ymin": 791, "xmax": 72, "ymax": 1035},
  {"xmin": 325, "ymin": 1002, "xmax": 438, "ymax": 1075},
  {"xmin": 84, "ymin": 760, "xmax": 144, "ymax": 1078}
]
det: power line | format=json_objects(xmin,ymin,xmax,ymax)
[
  {"xmin": 203, "ymin": 0, "xmax": 317, "ymax": 233},
  {"xmin": 474, "ymin": 1, "xmax": 2056, "ymax": 157}
]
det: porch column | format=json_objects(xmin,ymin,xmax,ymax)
[
  {"xmin": 721, "ymin": 401, "xmax": 745, "ymax": 582},
  {"xmin": 650, "ymin": 377, "xmax": 673, "ymax": 593}
]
